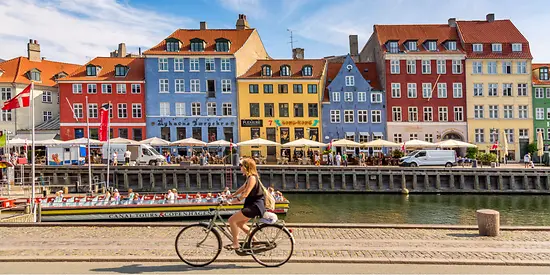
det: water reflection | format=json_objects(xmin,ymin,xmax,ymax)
[{"xmin": 283, "ymin": 194, "xmax": 550, "ymax": 226}]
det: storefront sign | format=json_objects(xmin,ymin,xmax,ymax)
[
  {"xmin": 152, "ymin": 118, "xmax": 235, "ymax": 127},
  {"xmin": 241, "ymin": 119, "xmax": 263, "ymax": 127},
  {"xmin": 270, "ymin": 119, "xmax": 319, "ymax": 127}
]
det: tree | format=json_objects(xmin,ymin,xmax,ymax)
[
  {"xmin": 466, "ymin": 147, "xmax": 478, "ymax": 159},
  {"xmin": 527, "ymin": 143, "xmax": 538, "ymax": 154}
]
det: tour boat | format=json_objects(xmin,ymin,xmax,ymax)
[{"xmin": 35, "ymin": 193, "xmax": 289, "ymax": 222}]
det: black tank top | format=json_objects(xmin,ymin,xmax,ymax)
[{"xmin": 244, "ymin": 175, "xmax": 264, "ymax": 207}]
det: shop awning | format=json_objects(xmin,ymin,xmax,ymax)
[
  {"xmin": 372, "ymin": 132, "xmax": 384, "ymax": 137},
  {"xmin": 359, "ymin": 132, "xmax": 370, "ymax": 136}
]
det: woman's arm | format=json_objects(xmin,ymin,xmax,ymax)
[{"xmin": 236, "ymin": 176, "xmax": 256, "ymax": 201}]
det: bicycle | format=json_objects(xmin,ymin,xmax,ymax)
[{"xmin": 175, "ymin": 202, "xmax": 295, "ymax": 267}]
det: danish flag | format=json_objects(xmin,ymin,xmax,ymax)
[
  {"xmin": 98, "ymin": 103, "xmax": 110, "ymax": 141},
  {"xmin": 2, "ymin": 84, "xmax": 31, "ymax": 111},
  {"xmin": 490, "ymin": 140, "xmax": 499, "ymax": 150}
]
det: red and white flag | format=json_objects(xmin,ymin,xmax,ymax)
[
  {"xmin": 98, "ymin": 103, "xmax": 110, "ymax": 141},
  {"xmin": 490, "ymin": 140, "xmax": 499, "ymax": 150},
  {"xmin": 2, "ymin": 83, "xmax": 31, "ymax": 111}
]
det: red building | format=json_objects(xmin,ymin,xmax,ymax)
[
  {"xmin": 362, "ymin": 22, "xmax": 468, "ymax": 143},
  {"xmin": 58, "ymin": 57, "xmax": 145, "ymax": 141}
]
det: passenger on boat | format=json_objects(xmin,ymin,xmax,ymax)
[
  {"xmin": 127, "ymin": 189, "xmax": 135, "ymax": 201},
  {"xmin": 133, "ymin": 193, "xmax": 141, "ymax": 204},
  {"xmin": 54, "ymin": 191, "xmax": 63, "ymax": 203},
  {"xmin": 172, "ymin": 189, "xmax": 178, "ymax": 200},
  {"xmin": 223, "ymin": 187, "xmax": 231, "ymax": 196},
  {"xmin": 206, "ymin": 192, "xmax": 214, "ymax": 203},
  {"xmin": 166, "ymin": 189, "xmax": 175, "ymax": 203},
  {"xmin": 194, "ymin": 192, "xmax": 202, "ymax": 203},
  {"xmin": 113, "ymin": 189, "xmax": 121, "ymax": 202},
  {"xmin": 104, "ymin": 191, "xmax": 111, "ymax": 202}
]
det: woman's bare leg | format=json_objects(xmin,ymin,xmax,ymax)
[{"xmin": 228, "ymin": 211, "xmax": 249, "ymax": 248}]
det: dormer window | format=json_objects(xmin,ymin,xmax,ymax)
[
  {"xmin": 215, "ymin": 38, "xmax": 230, "ymax": 52},
  {"xmin": 540, "ymin": 67, "xmax": 549, "ymax": 81},
  {"xmin": 261, "ymin": 65, "xmax": 271, "ymax": 76},
  {"xmin": 387, "ymin": 41, "xmax": 399, "ymax": 53},
  {"xmin": 446, "ymin": 41, "xmax": 457, "ymax": 51},
  {"xmin": 406, "ymin": 41, "xmax": 417, "ymax": 51},
  {"xmin": 280, "ymin": 65, "xmax": 291, "ymax": 77},
  {"xmin": 491, "ymin": 43, "xmax": 502, "ymax": 52},
  {"xmin": 54, "ymin": 72, "xmax": 68, "ymax": 80},
  {"xmin": 86, "ymin": 65, "xmax": 98, "ymax": 76},
  {"xmin": 115, "ymin": 65, "xmax": 128, "ymax": 77},
  {"xmin": 426, "ymin": 41, "xmax": 437, "ymax": 51},
  {"xmin": 165, "ymin": 38, "xmax": 180, "ymax": 52},
  {"xmin": 0, "ymin": 70, "xmax": 3, "ymax": 77},
  {"xmin": 28, "ymin": 69, "xmax": 41, "ymax": 81},
  {"xmin": 512, "ymin": 43, "xmax": 522, "ymax": 52},
  {"xmin": 190, "ymin": 38, "xmax": 205, "ymax": 52},
  {"xmin": 302, "ymin": 65, "xmax": 313, "ymax": 76},
  {"xmin": 473, "ymin": 44, "xmax": 483, "ymax": 52}
]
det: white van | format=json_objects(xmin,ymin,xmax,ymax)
[
  {"xmin": 399, "ymin": 150, "xmax": 456, "ymax": 167},
  {"xmin": 102, "ymin": 144, "xmax": 166, "ymax": 166}
]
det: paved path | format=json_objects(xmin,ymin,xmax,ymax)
[{"xmin": 1, "ymin": 226, "xmax": 550, "ymax": 265}]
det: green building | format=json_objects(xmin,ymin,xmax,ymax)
[{"xmin": 533, "ymin": 64, "xmax": 550, "ymax": 153}]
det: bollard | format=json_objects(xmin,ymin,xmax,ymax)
[
  {"xmin": 36, "ymin": 204, "xmax": 42, "ymax": 223},
  {"xmin": 24, "ymin": 205, "xmax": 30, "ymax": 214},
  {"xmin": 476, "ymin": 209, "xmax": 500, "ymax": 237}
]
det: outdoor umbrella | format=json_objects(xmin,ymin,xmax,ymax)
[
  {"xmin": 7, "ymin": 138, "xmax": 29, "ymax": 146},
  {"xmin": 538, "ymin": 131, "xmax": 544, "ymax": 162},
  {"xmin": 35, "ymin": 139, "xmax": 65, "ymax": 146},
  {"xmin": 362, "ymin": 139, "xmax": 400, "ymax": 147},
  {"xmin": 402, "ymin": 140, "xmax": 436, "ymax": 148},
  {"xmin": 109, "ymin": 137, "xmax": 139, "ymax": 145},
  {"xmin": 502, "ymin": 132, "xmax": 509, "ymax": 158},
  {"xmin": 171, "ymin": 137, "xmax": 206, "ymax": 147},
  {"xmin": 64, "ymin": 137, "xmax": 103, "ymax": 145},
  {"xmin": 237, "ymin": 138, "xmax": 280, "ymax": 146},
  {"xmin": 207, "ymin": 139, "xmax": 237, "ymax": 147},
  {"xmin": 435, "ymin": 139, "xmax": 477, "ymax": 148},
  {"xmin": 282, "ymin": 138, "xmax": 326, "ymax": 148},
  {"xmin": 139, "ymin": 137, "xmax": 170, "ymax": 146},
  {"xmin": 329, "ymin": 139, "xmax": 362, "ymax": 147}
]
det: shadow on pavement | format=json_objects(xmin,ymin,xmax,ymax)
[
  {"xmin": 90, "ymin": 263, "xmax": 261, "ymax": 274},
  {"xmin": 446, "ymin": 233, "xmax": 480, "ymax": 238}
]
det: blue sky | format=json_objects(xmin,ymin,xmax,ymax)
[{"xmin": 0, "ymin": 0, "xmax": 549, "ymax": 64}]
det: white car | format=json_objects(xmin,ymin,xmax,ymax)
[{"xmin": 400, "ymin": 150, "xmax": 457, "ymax": 167}]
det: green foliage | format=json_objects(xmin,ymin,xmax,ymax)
[
  {"xmin": 476, "ymin": 152, "xmax": 497, "ymax": 164},
  {"xmin": 391, "ymin": 149, "xmax": 404, "ymax": 158},
  {"xmin": 466, "ymin": 147, "xmax": 478, "ymax": 159},
  {"xmin": 323, "ymin": 149, "xmax": 332, "ymax": 155},
  {"xmin": 527, "ymin": 143, "xmax": 538, "ymax": 154}
]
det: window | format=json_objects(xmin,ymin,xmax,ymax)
[
  {"xmin": 473, "ymin": 44, "xmax": 483, "ymax": 52},
  {"xmin": 393, "ymin": 133, "xmax": 403, "ymax": 143},
  {"xmin": 371, "ymin": 110, "xmax": 381, "ymax": 123},
  {"xmin": 488, "ymin": 83, "xmax": 498, "ymax": 96},
  {"xmin": 423, "ymin": 107, "xmax": 433, "ymax": 122},
  {"xmin": 390, "ymin": 60, "xmax": 400, "ymax": 74},
  {"xmin": 490, "ymin": 129, "xmax": 501, "ymax": 145},
  {"xmin": 473, "ymin": 61, "xmax": 483, "ymax": 74},
  {"xmin": 215, "ymin": 40, "xmax": 230, "ymax": 52},
  {"xmin": 474, "ymin": 105, "xmax": 484, "ymax": 119},
  {"xmin": 132, "ymin": 103, "xmax": 142, "ymax": 118},
  {"xmin": 547, "ymin": 88, "xmax": 550, "ymax": 98},
  {"xmin": 345, "ymin": 76, "xmax": 355, "ymax": 86},
  {"xmin": 114, "ymin": 65, "xmax": 127, "ymax": 76},
  {"xmin": 492, "ymin": 43, "xmax": 502, "ymax": 52},
  {"xmin": 487, "ymin": 62, "xmax": 497, "ymax": 74},
  {"xmin": 174, "ymin": 79, "xmax": 185, "ymax": 93},
  {"xmin": 359, "ymin": 133, "xmax": 369, "ymax": 143},
  {"xmin": 422, "ymin": 60, "xmax": 431, "ymax": 74},
  {"xmin": 221, "ymin": 79, "xmax": 231, "ymax": 93},
  {"xmin": 437, "ymin": 60, "xmax": 446, "ymax": 74},
  {"xmin": 101, "ymin": 84, "xmax": 111, "ymax": 94},
  {"xmin": 117, "ymin": 103, "xmax": 127, "ymax": 118},
  {"xmin": 424, "ymin": 134, "xmax": 434, "ymax": 143},
  {"xmin": 371, "ymin": 92, "xmax": 382, "ymax": 103},
  {"xmin": 190, "ymin": 39, "xmax": 204, "ymax": 51},
  {"xmin": 261, "ymin": 65, "xmax": 271, "ymax": 76},
  {"xmin": 249, "ymin": 84, "xmax": 259, "ymax": 94},
  {"xmin": 540, "ymin": 67, "xmax": 549, "ymax": 80},
  {"xmin": 0, "ymin": 88, "xmax": 11, "ymax": 100},
  {"xmin": 547, "ymin": 108, "xmax": 550, "ymax": 120},
  {"xmin": 358, "ymin": 92, "xmax": 366, "ymax": 102},
  {"xmin": 159, "ymin": 79, "xmax": 169, "ymax": 93},
  {"xmin": 308, "ymin": 103, "xmax": 318, "ymax": 117},
  {"xmin": 452, "ymin": 60, "xmax": 462, "ymax": 74},
  {"xmin": 512, "ymin": 43, "xmax": 522, "ymax": 52},
  {"xmin": 536, "ymin": 108, "xmax": 544, "ymax": 120},
  {"xmin": 191, "ymin": 102, "xmax": 201, "ymax": 116},
  {"xmin": 131, "ymin": 84, "xmax": 141, "ymax": 94},
  {"xmin": 453, "ymin": 83, "xmax": 463, "ymax": 98},
  {"xmin": 475, "ymin": 129, "xmax": 485, "ymax": 143},
  {"xmin": 116, "ymin": 84, "xmax": 126, "ymax": 94},
  {"xmin": 427, "ymin": 41, "xmax": 437, "ymax": 51},
  {"xmin": 73, "ymin": 103, "xmax": 83, "ymax": 118},
  {"xmin": 409, "ymin": 133, "xmax": 418, "ymax": 140},
  {"xmin": 190, "ymin": 58, "xmax": 199, "ymax": 71},
  {"xmin": 190, "ymin": 79, "xmax": 200, "ymax": 93},
  {"xmin": 278, "ymin": 84, "xmax": 288, "ymax": 94},
  {"xmin": 407, "ymin": 83, "xmax": 417, "ymax": 98},
  {"xmin": 517, "ymin": 83, "xmax": 527, "ymax": 96},
  {"xmin": 517, "ymin": 61, "xmax": 527, "ymax": 74},
  {"xmin": 207, "ymin": 102, "xmax": 217, "ymax": 116},
  {"xmin": 42, "ymin": 91, "xmax": 52, "ymax": 103},
  {"xmin": 407, "ymin": 41, "xmax": 417, "ymax": 51},
  {"xmin": 519, "ymin": 129, "xmax": 529, "ymax": 139},
  {"xmin": 294, "ymin": 103, "xmax": 304, "ymax": 117},
  {"xmin": 158, "ymin": 58, "xmax": 168, "ymax": 71},
  {"xmin": 84, "ymin": 84, "xmax": 96, "ymax": 94},
  {"xmin": 438, "ymin": 107, "xmax": 448, "ymax": 122},
  {"xmin": 392, "ymin": 107, "xmax": 402, "ymax": 122},
  {"xmin": 249, "ymin": 103, "xmax": 260, "ymax": 117},
  {"xmin": 263, "ymin": 103, "xmax": 274, "ymax": 117},
  {"xmin": 489, "ymin": 105, "xmax": 499, "ymax": 119},
  {"xmin": 43, "ymin": 111, "xmax": 52, "ymax": 122},
  {"xmin": 302, "ymin": 66, "xmax": 313, "ymax": 76},
  {"xmin": 221, "ymin": 58, "xmax": 231, "ymax": 72},
  {"xmin": 504, "ymin": 105, "xmax": 513, "ymax": 119},
  {"xmin": 535, "ymin": 88, "xmax": 545, "ymax": 98},
  {"xmin": 422, "ymin": 83, "xmax": 432, "ymax": 98},
  {"xmin": 437, "ymin": 83, "xmax": 447, "ymax": 98},
  {"xmin": 503, "ymin": 61, "xmax": 512, "ymax": 74},
  {"xmin": 518, "ymin": 105, "xmax": 528, "ymax": 119},
  {"xmin": 408, "ymin": 107, "xmax": 418, "ymax": 122},
  {"xmin": 280, "ymin": 65, "xmax": 291, "ymax": 76},
  {"xmin": 205, "ymin": 58, "xmax": 215, "ymax": 72},
  {"xmin": 391, "ymin": 83, "xmax": 401, "ymax": 98},
  {"xmin": 344, "ymin": 92, "xmax": 353, "ymax": 102},
  {"xmin": 447, "ymin": 41, "xmax": 457, "ymax": 50},
  {"xmin": 88, "ymin": 103, "xmax": 98, "ymax": 118},
  {"xmin": 106, "ymin": 103, "xmax": 113, "ymax": 118},
  {"xmin": 72, "ymin": 84, "xmax": 82, "ymax": 94},
  {"xmin": 406, "ymin": 60, "xmax": 416, "ymax": 74},
  {"xmin": 473, "ymin": 83, "xmax": 483, "ymax": 96},
  {"xmin": 345, "ymin": 132, "xmax": 355, "ymax": 141},
  {"xmin": 454, "ymin": 106, "xmax": 464, "ymax": 121},
  {"xmin": 166, "ymin": 40, "xmax": 180, "ymax": 52},
  {"xmin": 293, "ymin": 84, "xmax": 303, "ymax": 94},
  {"xmin": 388, "ymin": 41, "xmax": 399, "ymax": 53},
  {"xmin": 537, "ymin": 128, "xmax": 545, "ymax": 140},
  {"xmin": 504, "ymin": 129, "xmax": 515, "ymax": 143},
  {"xmin": 344, "ymin": 110, "xmax": 354, "ymax": 123},
  {"xmin": 332, "ymin": 92, "xmax": 340, "ymax": 102},
  {"xmin": 502, "ymin": 83, "xmax": 512, "ymax": 96},
  {"xmin": 169, "ymin": 58, "xmax": 184, "ymax": 72},
  {"xmin": 86, "ymin": 66, "xmax": 96, "ymax": 76},
  {"xmin": 222, "ymin": 103, "xmax": 232, "ymax": 116},
  {"xmin": 0, "ymin": 110, "xmax": 11, "ymax": 122},
  {"xmin": 330, "ymin": 110, "xmax": 340, "ymax": 123}
]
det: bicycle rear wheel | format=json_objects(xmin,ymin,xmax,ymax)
[
  {"xmin": 175, "ymin": 223, "xmax": 221, "ymax": 267},
  {"xmin": 248, "ymin": 224, "xmax": 294, "ymax": 267}
]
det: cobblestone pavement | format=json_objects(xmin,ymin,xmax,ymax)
[{"xmin": 1, "ymin": 226, "xmax": 550, "ymax": 264}]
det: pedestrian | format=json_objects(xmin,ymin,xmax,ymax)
[
  {"xmin": 342, "ymin": 153, "xmax": 348, "ymax": 167},
  {"xmin": 335, "ymin": 153, "xmax": 342, "ymax": 166},
  {"xmin": 328, "ymin": 151, "xmax": 333, "ymax": 166},
  {"xmin": 524, "ymin": 153, "xmax": 531, "ymax": 168},
  {"xmin": 124, "ymin": 149, "xmax": 131, "ymax": 166},
  {"xmin": 314, "ymin": 152, "xmax": 320, "ymax": 166},
  {"xmin": 112, "ymin": 151, "xmax": 118, "ymax": 166}
]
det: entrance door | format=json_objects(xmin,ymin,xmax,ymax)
[
  {"xmin": 266, "ymin": 127, "xmax": 276, "ymax": 163},
  {"xmin": 519, "ymin": 138, "xmax": 529, "ymax": 161}
]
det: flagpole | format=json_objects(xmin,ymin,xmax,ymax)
[
  {"xmin": 30, "ymin": 82, "xmax": 36, "ymax": 214},
  {"xmin": 85, "ymin": 96, "xmax": 92, "ymax": 194},
  {"xmin": 106, "ymin": 102, "xmax": 111, "ymax": 190}
]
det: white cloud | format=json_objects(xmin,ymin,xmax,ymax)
[
  {"xmin": 218, "ymin": 0, "xmax": 266, "ymax": 18},
  {"xmin": 0, "ymin": 0, "xmax": 193, "ymax": 64}
]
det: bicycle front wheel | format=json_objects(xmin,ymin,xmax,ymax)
[
  {"xmin": 248, "ymin": 224, "xmax": 294, "ymax": 267},
  {"xmin": 175, "ymin": 223, "xmax": 222, "ymax": 267}
]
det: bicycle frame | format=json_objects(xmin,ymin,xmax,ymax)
[{"xmin": 199, "ymin": 204, "xmax": 259, "ymax": 245}]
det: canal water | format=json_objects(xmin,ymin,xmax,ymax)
[{"xmin": 283, "ymin": 194, "xmax": 550, "ymax": 226}]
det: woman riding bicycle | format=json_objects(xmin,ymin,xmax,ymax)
[{"xmin": 225, "ymin": 157, "xmax": 265, "ymax": 250}]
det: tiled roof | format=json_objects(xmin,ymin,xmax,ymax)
[
  {"xmin": 35, "ymin": 114, "xmax": 60, "ymax": 130},
  {"xmin": 0, "ymin": 57, "xmax": 79, "ymax": 86},
  {"xmin": 374, "ymin": 24, "xmax": 464, "ymax": 54},
  {"xmin": 60, "ymin": 57, "xmax": 144, "ymax": 81},
  {"xmin": 143, "ymin": 29, "xmax": 255, "ymax": 56},
  {"xmin": 456, "ymin": 20, "xmax": 528, "ymax": 43},
  {"xmin": 323, "ymin": 62, "xmax": 381, "ymax": 102},
  {"xmin": 532, "ymin": 63, "xmax": 550, "ymax": 85},
  {"xmin": 239, "ymin": 59, "xmax": 326, "ymax": 79}
]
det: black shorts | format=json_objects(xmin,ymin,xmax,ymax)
[{"xmin": 241, "ymin": 205, "xmax": 262, "ymax": 218}]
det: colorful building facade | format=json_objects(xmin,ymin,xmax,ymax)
[
  {"xmin": 237, "ymin": 58, "xmax": 327, "ymax": 160},
  {"xmin": 532, "ymin": 64, "xmax": 550, "ymax": 144},
  {"xmin": 456, "ymin": 14, "xmax": 533, "ymax": 160},
  {"xmin": 143, "ymin": 15, "xmax": 268, "ymax": 143},
  {"xmin": 362, "ymin": 23, "xmax": 467, "ymax": 145},
  {"xmin": 322, "ymin": 55, "xmax": 385, "ymax": 144}
]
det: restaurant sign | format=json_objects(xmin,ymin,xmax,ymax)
[{"xmin": 241, "ymin": 119, "xmax": 263, "ymax": 127}]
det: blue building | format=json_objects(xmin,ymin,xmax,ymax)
[
  {"xmin": 143, "ymin": 15, "xmax": 268, "ymax": 144},
  {"xmin": 322, "ymin": 55, "xmax": 386, "ymax": 148}
]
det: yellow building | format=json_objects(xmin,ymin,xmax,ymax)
[
  {"xmin": 237, "ymin": 56, "xmax": 327, "ymax": 161},
  {"xmin": 457, "ymin": 15, "xmax": 533, "ymax": 161}
]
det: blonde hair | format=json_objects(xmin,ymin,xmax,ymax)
[{"xmin": 241, "ymin": 158, "xmax": 258, "ymax": 177}]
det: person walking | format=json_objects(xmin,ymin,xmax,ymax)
[
  {"xmin": 342, "ymin": 153, "xmax": 348, "ymax": 167},
  {"xmin": 124, "ymin": 149, "xmax": 131, "ymax": 166},
  {"xmin": 524, "ymin": 153, "xmax": 531, "ymax": 168},
  {"xmin": 328, "ymin": 151, "xmax": 334, "ymax": 166},
  {"xmin": 335, "ymin": 153, "xmax": 342, "ymax": 166},
  {"xmin": 112, "ymin": 151, "xmax": 118, "ymax": 166}
]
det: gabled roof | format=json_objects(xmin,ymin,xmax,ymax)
[
  {"xmin": 0, "ymin": 57, "xmax": 80, "ymax": 86},
  {"xmin": 532, "ymin": 64, "xmax": 550, "ymax": 86},
  {"xmin": 456, "ymin": 20, "xmax": 528, "ymax": 44},
  {"xmin": 239, "ymin": 59, "xmax": 326, "ymax": 79},
  {"xmin": 60, "ymin": 57, "xmax": 144, "ymax": 81},
  {"xmin": 374, "ymin": 24, "xmax": 464, "ymax": 54},
  {"xmin": 323, "ymin": 59, "xmax": 381, "ymax": 102},
  {"xmin": 143, "ymin": 29, "xmax": 255, "ymax": 56}
]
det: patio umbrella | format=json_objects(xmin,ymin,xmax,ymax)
[
  {"xmin": 171, "ymin": 137, "xmax": 206, "ymax": 147},
  {"xmin": 7, "ymin": 138, "xmax": 28, "ymax": 146},
  {"xmin": 501, "ymin": 132, "xmax": 509, "ymax": 158},
  {"xmin": 109, "ymin": 137, "xmax": 139, "ymax": 145},
  {"xmin": 64, "ymin": 137, "xmax": 103, "ymax": 145},
  {"xmin": 329, "ymin": 139, "xmax": 362, "ymax": 147},
  {"xmin": 436, "ymin": 139, "xmax": 477, "ymax": 148},
  {"xmin": 139, "ymin": 137, "xmax": 170, "ymax": 146},
  {"xmin": 35, "ymin": 139, "xmax": 65, "ymax": 146},
  {"xmin": 237, "ymin": 138, "xmax": 280, "ymax": 146},
  {"xmin": 402, "ymin": 140, "xmax": 436, "ymax": 148},
  {"xmin": 207, "ymin": 139, "xmax": 237, "ymax": 147},
  {"xmin": 282, "ymin": 138, "xmax": 326, "ymax": 148},
  {"xmin": 538, "ymin": 131, "xmax": 544, "ymax": 162},
  {"xmin": 362, "ymin": 139, "xmax": 401, "ymax": 147}
]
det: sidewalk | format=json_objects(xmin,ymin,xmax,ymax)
[{"xmin": 1, "ymin": 225, "xmax": 550, "ymax": 265}]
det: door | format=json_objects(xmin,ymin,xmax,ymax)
[
  {"xmin": 266, "ymin": 127, "xmax": 276, "ymax": 163},
  {"xmin": 519, "ymin": 139, "xmax": 529, "ymax": 162}
]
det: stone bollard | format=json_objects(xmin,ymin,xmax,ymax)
[
  {"xmin": 476, "ymin": 209, "xmax": 500, "ymax": 237},
  {"xmin": 24, "ymin": 205, "xmax": 30, "ymax": 214}
]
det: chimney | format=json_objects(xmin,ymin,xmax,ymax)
[
  {"xmin": 117, "ymin": 43, "xmax": 127, "ymax": 58},
  {"xmin": 292, "ymin": 48, "xmax": 304, "ymax": 60},
  {"xmin": 200, "ymin": 21, "xmax": 207, "ymax": 30},
  {"xmin": 448, "ymin": 18, "xmax": 456, "ymax": 27},
  {"xmin": 349, "ymin": 35, "xmax": 359, "ymax": 57},
  {"xmin": 236, "ymin": 14, "xmax": 250, "ymax": 30},
  {"xmin": 27, "ymin": 39, "xmax": 41, "ymax": 62},
  {"xmin": 486, "ymin": 13, "xmax": 495, "ymax": 22}
]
